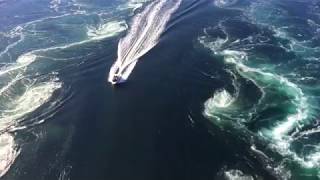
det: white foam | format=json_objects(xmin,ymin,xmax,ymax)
[
  {"xmin": 0, "ymin": 74, "xmax": 22, "ymax": 96},
  {"xmin": 199, "ymin": 36, "xmax": 228, "ymax": 53},
  {"xmin": 2, "ymin": 20, "xmax": 127, "ymax": 73},
  {"xmin": 108, "ymin": 0, "xmax": 182, "ymax": 83},
  {"xmin": 199, "ymin": 25, "xmax": 229, "ymax": 53},
  {"xmin": 0, "ymin": 133, "xmax": 19, "ymax": 177},
  {"xmin": 25, "ymin": 20, "xmax": 127, "ymax": 54},
  {"xmin": 218, "ymin": 50, "xmax": 309, "ymax": 143},
  {"xmin": 272, "ymin": 95, "xmax": 308, "ymax": 139},
  {"xmin": 204, "ymin": 89, "xmax": 236, "ymax": 121},
  {"xmin": 206, "ymin": 89, "xmax": 234, "ymax": 108},
  {"xmin": 87, "ymin": 21, "xmax": 127, "ymax": 41},
  {"xmin": 0, "ymin": 14, "xmax": 80, "ymax": 59},
  {"xmin": 200, "ymin": 35, "xmax": 320, "ymax": 170},
  {"xmin": 0, "ymin": 80, "xmax": 62, "ymax": 127},
  {"xmin": 0, "ymin": 79, "xmax": 61, "ymax": 178},
  {"xmin": 0, "ymin": 10, "xmax": 127, "ymax": 178},
  {"xmin": 200, "ymin": 0, "xmax": 320, "ymax": 173},
  {"xmin": 0, "ymin": 26, "xmax": 25, "ymax": 59},
  {"xmin": 49, "ymin": 0, "xmax": 61, "ymax": 12},
  {"xmin": 16, "ymin": 53, "xmax": 37, "ymax": 64},
  {"xmin": 214, "ymin": 0, "xmax": 238, "ymax": 8},
  {"xmin": 58, "ymin": 165, "xmax": 72, "ymax": 180},
  {"xmin": 224, "ymin": 169, "xmax": 254, "ymax": 180},
  {"xmin": 250, "ymin": 145, "xmax": 270, "ymax": 159},
  {"xmin": 221, "ymin": 50, "xmax": 311, "ymax": 161},
  {"xmin": 294, "ymin": 127, "xmax": 320, "ymax": 139},
  {"xmin": 0, "ymin": 53, "xmax": 37, "ymax": 76},
  {"xmin": 119, "ymin": 0, "xmax": 151, "ymax": 12}
]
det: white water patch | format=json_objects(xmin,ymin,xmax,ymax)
[
  {"xmin": 294, "ymin": 127, "xmax": 320, "ymax": 139},
  {"xmin": 214, "ymin": 0, "xmax": 238, "ymax": 8},
  {"xmin": 108, "ymin": 0, "xmax": 182, "ymax": 84},
  {"xmin": 0, "ymin": 19, "xmax": 125, "ymax": 126},
  {"xmin": 0, "ymin": 53, "xmax": 37, "ymax": 76},
  {"xmin": 0, "ymin": 80, "xmax": 62, "ymax": 130},
  {"xmin": 3, "ymin": 26, "xmax": 24, "ymax": 39},
  {"xmin": 0, "ymin": 77, "xmax": 61, "ymax": 178},
  {"xmin": 1, "ymin": 14, "xmax": 126, "ymax": 62},
  {"xmin": 16, "ymin": 53, "xmax": 37, "ymax": 64},
  {"xmin": 0, "ymin": 26, "xmax": 25, "ymax": 59},
  {"xmin": 50, "ymin": 0, "xmax": 62, "ymax": 12},
  {"xmin": 222, "ymin": 50, "xmax": 309, "ymax": 139},
  {"xmin": 0, "ymin": 10, "xmax": 127, "ymax": 178},
  {"xmin": 58, "ymin": 165, "xmax": 72, "ymax": 180},
  {"xmin": 223, "ymin": 169, "xmax": 254, "ymax": 180},
  {"xmin": 127, "ymin": 0, "xmax": 150, "ymax": 11},
  {"xmin": 205, "ymin": 89, "xmax": 234, "ymax": 109},
  {"xmin": 246, "ymin": 1, "xmax": 320, "ymax": 60},
  {"xmin": 272, "ymin": 26, "xmax": 320, "ymax": 56},
  {"xmin": 204, "ymin": 89, "xmax": 236, "ymax": 122},
  {"xmin": 0, "ymin": 75, "xmax": 22, "ymax": 96},
  {"xmin": 0, "ymin": 14, "xmax": 83, "ymax": 60},
  {"xmin": 271, "ymin": 86, "xmax": 307, "ymax": 139},
  {"xmin": 242, "ymin": 2, "xmax": 320, "ymax": 170},
  {"xmin": 215, "ymin": 26, "xmax": 320, "ymax": 170},
  {"xmin": 0, "ymin": 20, "xmax": 127, "ymax": 68},
  {"xmin": 87, "ymin": 21, "xmax": 127, "ymax": 41},
  {"xmin": 220, "ymin": 50, "xmax": 315, "ymax": 168},
  {"xmin": 199, "ymin": 24, "xmax": 229, "ymax": 53},
  {"xmin": 118, "ymin": 0, "xmax": 151, "ymax": 12},
  {"xmin": 0, "ymin": 133, "xmax": 19, "ymax": 177},
  {"xmin": 199, "ymin": 34, "xmax": 320, "ymax": 171},
  {"xmin": 31, "ymin": 20, "xmax": 127, "ymax": 53},
  {"xmin": 199, "ymin": 36, "xmax": 228, "ymax": 53}
]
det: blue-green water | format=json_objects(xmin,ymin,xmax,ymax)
[{"xmin": 0, "ymin": 0, "xmax": 320, "ymax": 179}]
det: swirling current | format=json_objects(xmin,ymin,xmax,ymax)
[
  {"xmin": 201, "ymin": 0, "xmax": 320, "ymax": 179},
  {"xmin": 0, "ymin": 0, "xmax": 320, "ymax": 179}
]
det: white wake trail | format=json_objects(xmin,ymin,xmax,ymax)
[{"xmin": 108, "ymin": 0, "xmax": 182, "ymax": 84}]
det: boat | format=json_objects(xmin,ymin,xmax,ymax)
[{"xmin": 110, "ymin": 67, "xmax": 123, "ymax": 85}]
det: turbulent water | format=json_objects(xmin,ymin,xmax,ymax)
[
  {"xmin": 1, "ymin": 0, "xmax": 320, "ymax": 179},
  {"xmin": 201, "ymin": 0, "xmax": 320, "ymax": 179},
  {"xmin": 0, "ymin": 0, "xmax": 133, "ymax": 178}
]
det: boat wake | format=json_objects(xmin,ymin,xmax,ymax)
[{"xmin": 108, "ymin": 0, "xmax": 182, "ymax": 84}]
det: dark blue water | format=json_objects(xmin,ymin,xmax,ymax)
[{"xmin": 0, "ymin": 0, "xmax": 320, "ymax": 179}]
